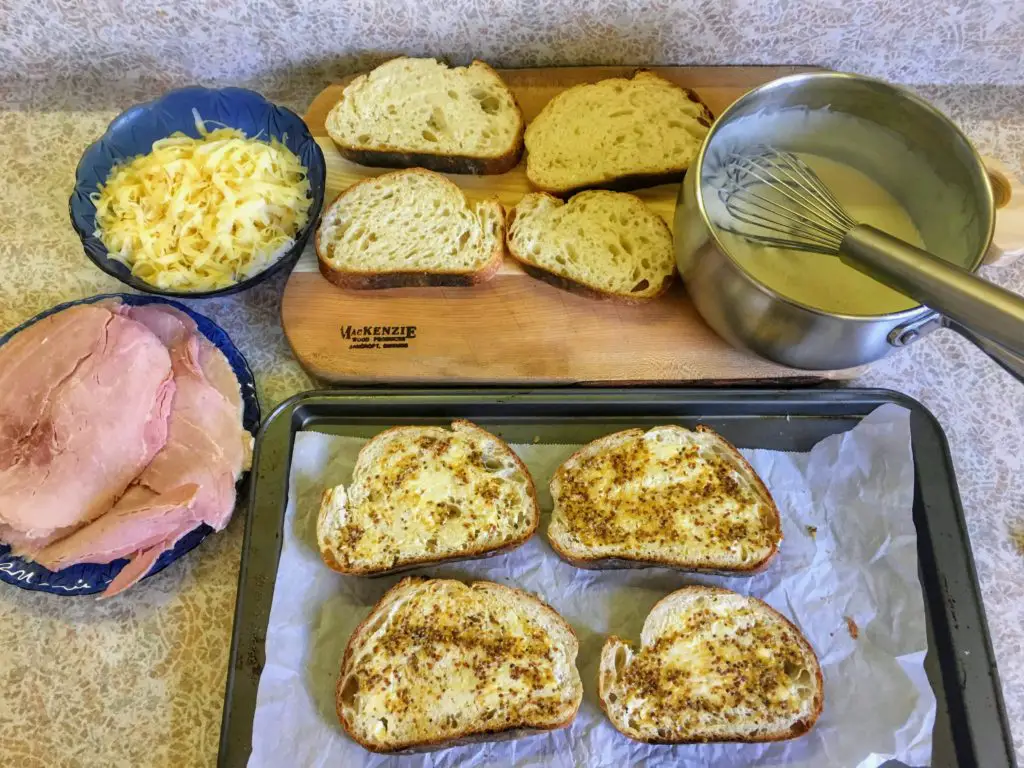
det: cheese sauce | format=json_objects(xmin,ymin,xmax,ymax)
[
  {"xmin": 708, "ymin": 153, "xmax": 926, "ymax": 315},
  {"xmin": 698, "ymin": 107, "xmax": 970, "ymax": 317}
]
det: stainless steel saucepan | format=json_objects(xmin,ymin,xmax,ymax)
[{"xmin": 674, "ymin": 71, "xmax": 1024, "ymax": 379}]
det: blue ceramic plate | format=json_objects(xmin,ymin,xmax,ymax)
[
  {"xmin": 69, "ymin": 86, "xmax": 326, "ymax": 297},
  {"xmin": 0, "ymin": 294, "xmax": 260, "ymax": 595}
]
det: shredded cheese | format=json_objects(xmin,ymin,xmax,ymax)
[{"xmin": 92, "ymin": 112, "xmax": 312, "ymax": 291}]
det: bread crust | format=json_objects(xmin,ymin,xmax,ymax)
[
  {"xmin": 506, "ymin": 192, "xmax": 677, "ymax": 303},
  {"xmin": 546, "ymin": 425, "xmax": 782, "ymax": 571},
  {"xmin": 516, "ymin": 262, "xmax": 674, "ymax": 304},
  {"xmin": 529, "ymin": 170, "xmax": 687, "ymax": 199},
  {"xmin": 330, "ymin": 59, "xmax": 526, "ymax": 176},
  {"xmin": 336, "ymin": 146, "xmax": 522, "ymax": 176},
  {"xmin": 597, "ymin": 585, "xmax": 824, "ymax": 745},
  {"xmin": 318, "ymin": 420, "xmax": 539, "ymax": 575},
  {"xmin": 545, "ymin": 542, "xmax": 776, "ymax": 575},
  {"xmin": 525, "ymin": 70, "xmax": 715, "ymax": 196},
  {"xmin": 315, "ymin": 171, "xmax": 506, "ymax": 290},
  {"xmin": 337, "ymin": 576, "xmax": 582, "ymax": 753},
  {"xmin": 317, "ymin": 259, "xmax": 501, "ymax": 290}
]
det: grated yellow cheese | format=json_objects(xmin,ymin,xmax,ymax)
[{"xmin": 92, "ymin": 111, "xmax": 312, "ymax": 291}]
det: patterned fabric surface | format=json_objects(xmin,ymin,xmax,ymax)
[
  {"xmin": 0, "ymin": 43, "xmax": 1022, "ymax": 768},
  {"xmin": 0, "ymin": 0, "xmax": 1022, "ymax": 86}
]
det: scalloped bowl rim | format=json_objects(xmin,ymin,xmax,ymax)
[{"xmin": 69, "ymin": 85, "xmax": 326, "ymax": 298}]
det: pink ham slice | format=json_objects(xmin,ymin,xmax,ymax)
[
  {"xmin": 126, "ymin": 304, "xmax": 246, "ymax": 422},
  {"xmin": 136, "ymin": 333, "xmax": 251, "ymax": 531},
  {"xmin": 33, "ymin": 484, "xmax": 200, "ymax": 570},
  {"xmin": 1, "ymin": 302, "xmax": 251, "ymax": 597},
  {"xmin": 0, "ymin": 304, "xmax": 174, "ymax": 553},
  {"xmin": 100, "ymin": 518, "xmax": 198, "ymax": 598},
  {"xmin": 95, "ymin": 333, "xmax": 251, "ymax": 596},
  {"xmin": 37, "ymin": 307, "xmax": 253, "ymax": 596},
  {"xmin": 123, "ymin": 304, "xmax": 195, "ymax": 346},
  {"xmin": 125, "ymin": 305, "xmax": 252, "ymax": 520}
]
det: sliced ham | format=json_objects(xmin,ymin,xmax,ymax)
[
  {"xmin": 0, "ymin": 304, "xmax": 174, "ymax": 552},
  {"xmin": 33, "ymin": 484, "xmax": 200, "ymax": 570},
  {"xmin": 126, "ymin": 304, "xmax": 247, "ymax": 425},
  {"xmin": 199, "ymin": 340, "xmax": 246, "ymax": 423},
  {"xmin": 124, "ymin": 304, "xmax": 197, "ymax": 347},
  {"xmin": 133, "ymin": 333, "xmax": 251, "ymax": 532},
  {"xmin": 99, "ymin": 520, "xmax": 198, "ymax": 599},
  {"xmin": 92, "ymin": 332, "xmax": 251, "ymax": 596},
  {"xmin": 0, "ymin": 301, "xmax": 250, "ymax": 597}
]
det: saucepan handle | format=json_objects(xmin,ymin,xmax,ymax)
[
  {"xmin": 942, "ymin": 318, "xmax": 1024, "ymax": 385},
  {"xmin": 982, "ymin": 156, "xmax": 1024, "ymax": 267},
  {"xmin": 841, "ymin": 225, "xmax": 1024, "ymax": 359}
]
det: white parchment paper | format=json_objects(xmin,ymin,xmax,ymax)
[{"xmin": 250, "ymin": 404, "xmax": 935, "ymax": 768}]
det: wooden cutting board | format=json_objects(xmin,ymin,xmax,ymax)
[{"xmin": 283, "ymin": 66, "xmax": 858, "ymax": 385}]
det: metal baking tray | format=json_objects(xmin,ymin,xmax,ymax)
[{"xmin": 218, "ymin": 389, "xmax": 1015, "ymax": 768}]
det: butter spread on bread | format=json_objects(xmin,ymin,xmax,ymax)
[
  {"xmin": 547, "ymin": 425, "xmax": 781, "ymax": 571},
  {"xmin": 599, "ymin": 586, "xmax": 823, "ymax": 743},
  {"xmin": 317, "ymin": 420, "xmax": 537, "ymax": 575},
  {"xmin": 338, "ymin": 577, "xmax": 582, "ymax": 752}
]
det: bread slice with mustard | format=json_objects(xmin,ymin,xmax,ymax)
[
  {"xmin": 599, "ymin": 586, "xmax": 823, "ymax": 744},
  {"xmin": 338, "ymin": 576, "xmax": 583, "ymax": 752},
  {"xmin": 547, "ymin": 425, "xmax": 782, "ymax": 572},
  {"xmin": 317, "ymin": 420, "xmax": 538, "ymax": 575}
]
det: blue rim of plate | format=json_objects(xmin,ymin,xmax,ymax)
[
  {"xmin": 68, "ymin": 85, "xmax": 326, "ymax": 298},
  {"xmin": 0, "ymin": 293, "xmax": 260, "ymax": 596}
]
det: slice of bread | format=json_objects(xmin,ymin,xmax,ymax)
[
  {"xmin": 524, "ymin": 70, "xmax": 713, "ymax": 196},
  {"xmin": 338, "ymin": 576, "xmax": 583, "ymax": 753},
  {"xmin": 315, "ymin": 169, "xmax": 505, "ymax": 289},
  {"xmin": 326, "ymin": 57, "xmax": 524, "ymax": 175},
  {"xmin": 507, "ymin": 190, "xmax": 675, "ymax": 301},
  {"xmin": 547, "ymin": 425, "xmax": 781, "ymax": 571},
  {"xmin": 599, "ymin": 586, "xmax": 823, "ymax": 744},
  {"xmin": 317, "ymin": 420, "xmax": 538, "ymax": 575}
]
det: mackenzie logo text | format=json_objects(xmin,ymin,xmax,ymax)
[{"xmin": 341, "ymin": 324, "xmax": 417, "ymax": 350}]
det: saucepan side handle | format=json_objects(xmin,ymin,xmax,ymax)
[{"xmin": 943, "ymin": 317, "xmax": 1024, "ymax": 385}]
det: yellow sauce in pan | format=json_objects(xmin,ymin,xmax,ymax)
[{"xmin": 710, "ymin": 153, "xmax": 927, "ymax": 316}]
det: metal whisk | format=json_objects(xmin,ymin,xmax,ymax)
[
  {"xmin": 712, "ymin": 146, "xmax": 1024, "ymax": 380},
  {"xmin": 715, "ymin": 147, "xmax": 858, "ymax": 254}
]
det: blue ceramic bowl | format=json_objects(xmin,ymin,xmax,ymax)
[
  {"xmin": 70, "ymin": 86, "xmax": 326, "ymax": 297},
  {"xmin": 0, "ymin": 294, "xmax": 260, "ymax": 596}
]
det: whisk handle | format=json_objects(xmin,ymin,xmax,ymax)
[{"xmin": 841, "ymin": 225, "xmax": 1024, "ymax": 358}]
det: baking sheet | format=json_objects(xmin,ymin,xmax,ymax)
[{"xmin": 249, "ymin": 404, "xmax": 935, "ymax": 767}]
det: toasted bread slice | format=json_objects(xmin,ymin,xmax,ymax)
[
  {"xmin": 507, "ymin": 190, "xmax": 675, "ymax": 302},
  {"xmin": 599, "ymin": 586, "xmax": 823, "ymax": 744},
  {"xmin": 317, "ymin": 420, "xmax": 538, "ymax": 575},
  {"xmin": 315, "ymin": 169, "xmax": 505, "ymax": 289},
  {"xmin": 338, "ymin": 577, "xmax": 583, "ymax": 753},
  {"xmin": 326, "ymin": 57, "xmax": 524, "ymax": 175},
  {"xmin": 524, "ymin": 70, "xmax": 713, "ymax": 196},
  {"xmin": 547, "ymin": 425, "xmax": 781, "ymax": 572}
]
